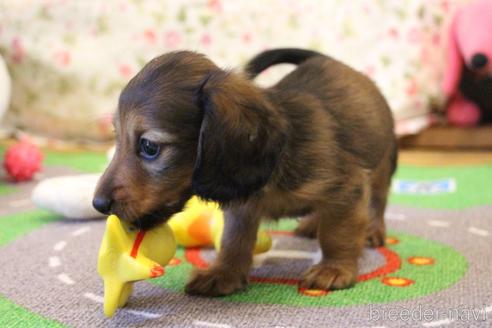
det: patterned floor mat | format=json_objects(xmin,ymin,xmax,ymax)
[{"xmin": 0, "ymin": 147, "xmax": 491, "ymax": 327}]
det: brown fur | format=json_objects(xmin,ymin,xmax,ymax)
[{"xmin": 93, "ymin": 49, "xmax": 397, "ymax": 296}]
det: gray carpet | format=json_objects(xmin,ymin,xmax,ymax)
[{"xmin": 0, "ymin": 160, "xmax": 491, "ymax": 327}]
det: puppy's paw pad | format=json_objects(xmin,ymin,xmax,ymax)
[
  {"xmin": 366, "ymin": 228, "xmax": 386, "ymax": 248},
  {"xmin": 185, "ymin": 267, "xmax": 247, "ymax": 297},
  {"xmin": 299, "ymin": 264, "xmax": 356, "ymax": 290}
]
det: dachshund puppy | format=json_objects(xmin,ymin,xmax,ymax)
[{"xmin": 93, "ymin": 48, "xmax": 397, "ymax": 296}]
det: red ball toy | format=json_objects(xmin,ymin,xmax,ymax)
[{"xmin": 3, "ymin": 141, "xmax": 43, "ymax": 182}]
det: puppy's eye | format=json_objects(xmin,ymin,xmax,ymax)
[{"xmin": 139, "ymin": 138, "xmax": 161, "ymax": 160}]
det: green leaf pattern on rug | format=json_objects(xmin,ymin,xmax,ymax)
[
  {"xmin": 43, "ymin": 151, "xmax": 107, "ymax": 173},
  {"xmin": 1, "ymin": 144, "xmax": 107, "ymax": 175},
  {"xmin": 0, "ymin": 209, "xmax": 66, "ymax": 327},
  {"xmin": 0, "ymin": 210, "xmax": 62, "ymax": 247},
  {"xmin": 391, "ymin": 165, "xmax": 492, "ymax": 209},
  {"xmin": 0, "ymin": 296, "xmax": 66, "ymax": 328},
  {"xmin": 0, "ymin": 183, "xmax": 15, "ymax": 196}
]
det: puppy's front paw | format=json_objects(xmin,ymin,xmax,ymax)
[
  {"xmin": 299, "ymin": 263, "xmax": 356, "ymax": 290},
  {"xmin": 185, "ymin": 267, "xmax": 247, "ymax": 297}
]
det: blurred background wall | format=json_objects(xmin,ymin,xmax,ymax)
[{"xmin": 0, "ymin": 0, "xmax": 466, "ymax": 143}]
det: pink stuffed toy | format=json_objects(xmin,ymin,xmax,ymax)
[{"xmin": 442, "ymin": 0, "xmax": 492, "ymax": 127}]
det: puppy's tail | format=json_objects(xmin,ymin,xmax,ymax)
[{"xmin": 245, "ymin": 48, "xmax": 323, "ymax": 79}]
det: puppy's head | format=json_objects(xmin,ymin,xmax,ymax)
[{"xmin": 93, "ymin": 51, "xmax": 285, "ymax": 229}]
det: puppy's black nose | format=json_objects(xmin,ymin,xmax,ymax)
[
  {"xmin": 92, "ymin": 197, "xmax": 112, "ymax": 215},
  {"xmin": 471, "ymin": 53, "xmax": 488, "ymax": 69}
]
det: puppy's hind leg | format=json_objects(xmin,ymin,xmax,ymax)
[
  {"xmin": 366, "ymin": 145, "xmax": 395, "ymax": 248},
  {"xmin": 300, "ymin": 180, "xmax": 369, "ymax": 291},
  {"xmin": 366, "ymin": 190, "xmax": 388, "ymax": 248}
]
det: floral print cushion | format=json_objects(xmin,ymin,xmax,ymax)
[{"xmin": 0, "ymin": 0, "xmax": 466, "ymax": 141}]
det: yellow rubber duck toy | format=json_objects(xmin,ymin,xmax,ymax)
[
  {"xmin": 168, "ymin": 196, "xmax": 272, "ymax": 254},
  {"xmin": 97, "ymin": 215, "xmax": 176, "ymax": 317},
  {"xmin": 98, "ymin": 197, "xmax": 272, "ymax": 318}
]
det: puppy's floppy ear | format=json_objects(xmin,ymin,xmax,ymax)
[{"xmin": 192, "ymin": 70, "xmax": 286, "ymax": 203}]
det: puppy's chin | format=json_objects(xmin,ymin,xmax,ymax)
[
  {"xmin": 131, "ymin": 200, "xmax": 188, "ymax": 231},
  {"xmin": 132, "ymin": 211, "xmax": 168, "ymax": 230}
]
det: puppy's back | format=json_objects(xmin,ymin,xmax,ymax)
[{"xmin": 246, "ymin": 49, "xmax": 395, "ymax": 170}]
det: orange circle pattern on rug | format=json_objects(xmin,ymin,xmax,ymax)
[
  {"xmin": 385, "ymin": 236, "xmax": 399, "ymax": 245},
  {"xmin": 381, "ymin": 277, "xmax": 415, "ymax": 287},
  {"xmin": 407, "ymin": 256, "xmax": 435, "ymax": 265},
  {"xmin": 298, "ymin": 288, "xmax": 330, "ymax": 297}
]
